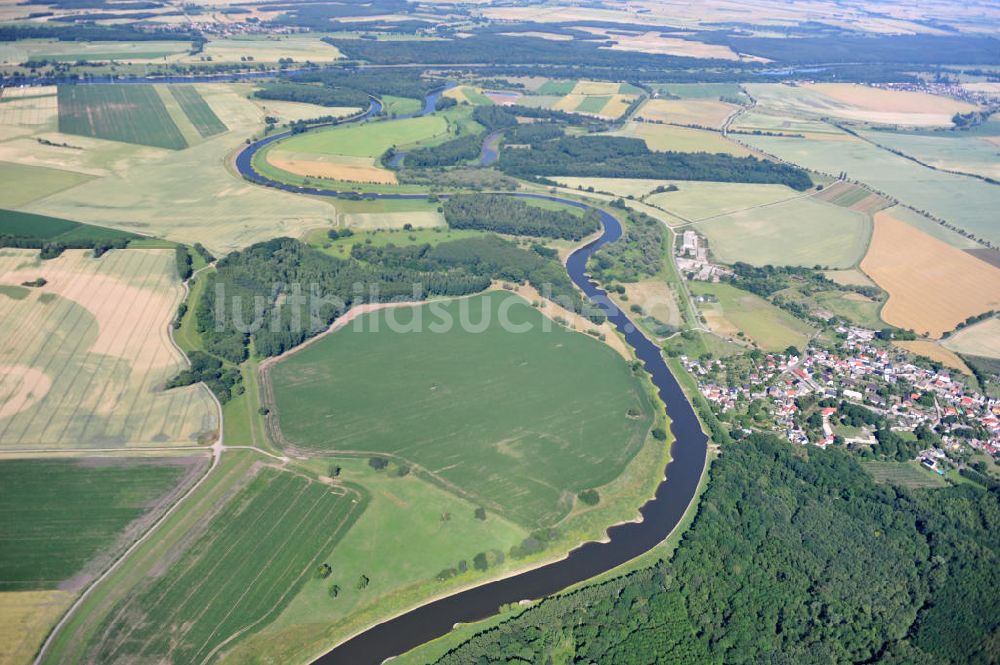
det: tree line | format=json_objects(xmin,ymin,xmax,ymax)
[
  {"xmin": 498, "ymin": 135, "xmax": 814, "ymax": 190},
  {"xmin": 253, "ymin": 82, "xmax": 370, "ymax": 108}
]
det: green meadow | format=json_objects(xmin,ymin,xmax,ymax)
[
  {"xmin": 277, "ymin": 114, "xmax": 448, "ymax": 157},
  {"xmin": 268, "ymin": 293, "xmax": 654, "ymax": 528},
  {"xmin": 0, "ymin": 208, "xmax": 137, "ymax": 245},
  {"xmin": 537, "ymin": 79, "xmax": 577, "ymax": 95},
  {"xmin": 0, "ymin": 456, "xmax": 203, "ymax": 591},
  {"xmin": 576, "ymin": 95, "xmax": 611, "ymax": 113},
  {"xmin": 691, "ymin": 281, "xmax": 815, "ymax": 352},
  {"xmin": 692, "ymin": 194, "xmax": 871, "ymax": 269}
]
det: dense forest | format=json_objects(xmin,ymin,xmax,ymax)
[
  {"xmin": 195, "ymin": 234, "xmax": 595, "ymax": 361},
  {"xmin": 433, "ymin": 433, "xmax": 1000, "ymax": 664},
  {"xmin": 691, "ymin": 31, "xmax": 1000, "ymax": 65},
  {"xmin": 442, "ymin": 194, "xmax": 600, "ymax": 241},
  {"xmin": 253, "ymin": 82, "xmax": 370, "ymax": 108},
  {"xmin": 588, "ymin": 210, "xmax": 665, "ymax": 282},
  {"xmin": 499, "ymin": 136, "xmax": 813, "ymax": 190}
]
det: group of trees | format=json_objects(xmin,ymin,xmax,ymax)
[
  {"xmin": 400, "ymin": 133, "xmax": 482, "ymax": 168},
  {"xmin": 195, "ymin": 237, "xmax": 493, "ymax": 362},
  {"xmin": 193, "ymin": 233, "xmax": 598, "ymax": 363},
  {"xmin": 351, "ymin": 235, "xmax": 595, "ymax": 319},
  {"xmin": 498, "ymin": 135, "xmax": 813, "ymax": 190},
  {"xmin": 442, "ymin": 194, "xmax": 600, "ymax": 241},
  {"xmin": 289, "ymin": 67, "xmax": 440, "ymax": 103},
  {"xmin": 588, "ymin": 211, "xmax": 664, "ymax": 282},
  {"xmin": 164, "ymin": 350, "xmax": 243, "ymax": 403},
  {"xmin": 434, "ymin": 433, "xmax": 1000, "ymax": 664}
]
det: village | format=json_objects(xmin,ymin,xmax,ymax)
[{"xmin": 680, "ymin": 324, "xmax": 1000, "ymax": 471}]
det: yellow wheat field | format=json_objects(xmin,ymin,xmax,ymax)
[{"xmin": 861, "ymin": 212, "xmax": 1000, "ymax": 337}]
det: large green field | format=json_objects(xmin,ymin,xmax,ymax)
[
  {"xmin": 268, "ymin": 293, "xmax": 654, "ymax": 528},
  {"xmin": 858, "ymin": 128, "xmax": 999, "ymax": 181},
  {"xmin": 276, "ymin": 114, "xmax": 449, "ymax": 157},
  {"xmin": 646, "ymin": 181, "xmax": 801, "ymax": 221},
  {"xmin": 57, "ymin": 85, "xmax": 188, "ymax": 150},
  {"xmin": 0, "ymin": 456, "xmax": 204, "ymax": 591},
  {"xmin": 169, "ymin": 85, "xmax": 227, "ymax": 138},
  {"xmin": 0, "ymin": 208, "xmax": 137, "ymax": 245},
  {"xmin": 537, "ymin": 79, "xmax": 577, "ymax": 95},
  {"xmin": 744, "ymin": 134, "xmax": 1000, "ymax": 245},
  {"xmin": 81, "ymin": 468, "xmax": 364, "ymax": 664},
  {"xmin": 691, "ymin": 194, "xmax": 871, "ymax": 268},
  {"xmin": 576, "ymin": 95, "xmax": 611, "ymax": 113}
]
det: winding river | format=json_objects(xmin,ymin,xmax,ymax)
[{"xmin": 233, "ymin": 89, "xmax": 709, "ymax": 665}]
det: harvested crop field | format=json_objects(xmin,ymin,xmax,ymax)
[
  {"xmin": 617, "ymin": 122, "xmax": 750, "ymax": 155},
  {"xmin": 894, "ymin": 341, "xmax": 973, "ymax": 376},
  {"xmin": 635, "ymin": 98, "xmax": 738, "ymax": 129},
  {"xmin": 266, "ymin": 153, "xmax": 397, "ymax": 184},
  {"xmin": 746, "ymin": 83, "xmax": 979, "ymax": 127},
  {"xmin": 0, "ymin": 456, "xmax": 206, "ymax": 591},
  {"xmin": 813, "ymin": 181, "xmax": 890, "ymax": 215},
  {"xmin": 0, "ymin": 89, "xmax": 57, "ymax": 128},
  {"xmin": 861, "ymin": 211, "xmax": 1000, "ymax": 337},
  {"xmin": 0, "ymin": 248, "xmax": 218, "ymax": 448},
  {"xmin": 57, "ymin": 85, "xmax": 187, "ymax": 150},
  {"xmin": 343, "ymin": 210, "xmax": 445, "ymax": 230},
  {"xmin": 0, "ymin": 590, "xmax": 74, "ymax": 665},
  {"xmin": 806, "ymin": 83, "xmax": 980, "ymax": 126},
  {"xmin": 599, "ymin": 31, "xmax": 742, "ymax": 59},
  {"xmin": 623, "ymin": 280, "xmax": 682, "ymax": 328},
  {"xmin": 943, "ymin": 318, "xmax": 1000, "ymax": 360},
  {"xmin": 81, "ymin": 467, "xmax": 364, "ymax": 664},
  {"xmin": 554, "ymin": 176, "xmax": 675, "ymax": 199},
  {"xmin": 267, "ymin": 293, "xmax": 654, "ymax": 528}
]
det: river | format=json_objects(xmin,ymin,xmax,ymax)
[{"xmin": 232, "ymin": 89, "xmax": 709, "ymax": 665}]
